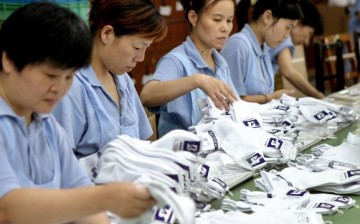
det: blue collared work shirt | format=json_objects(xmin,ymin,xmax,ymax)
[
  {"xmin": 54, "ymin": 66, "xmax": 152, "ymax": 158},
  {"xmin": 221, "ymin": 24, "xmax": 274, "ymax": 96},
  {"xmin": 0, "ymin": 98, "xmax": 92, "ymax": 198}
]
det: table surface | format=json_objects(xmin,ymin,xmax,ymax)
[{"xmin": 211, "ymin": 84, "xmax": 360, "ymax": 223}]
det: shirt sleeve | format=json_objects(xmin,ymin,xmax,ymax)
[
  {"xmin": 150, "ymin": 54, "xmax": 186, "ymax": 82},
  {"xmin": 51, "ymin": 117, "xmax": 93, "ymax": 188},
  {"xmin": 147, "ymin": 54, "xmax": 186, "ymax": 114},
  {"xmin": 0, "ymin": 133, "xmax": 21, "ymax": 198},
  {"xmin": 53, "ymin": 77, "xmax": 88, "ymax": 152},
  {"xmin": 221, "ymin": 37, "xmax": 249, "ymax": 96},
  {"xmin": 123, "ymin": 74, "xmax": 153, "ymax": 140}
]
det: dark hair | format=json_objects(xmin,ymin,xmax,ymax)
[
  {"xmin": 89, "ymin": 0, "xmax": 167, "ymax": 42},
  {"xmin": 236, "ymin": 0, "xmax": 304, "ymax": 31},
  {"xmin": 298, "ymin": 0, "xmax": 324, "ymax": 35},
  {"xmin": 0, "ymin": 2, "xmax": 92, "ymax": 71},
  {"xmin": 181, "ymin": 0, "xmax": 236, "ymax": 26}
]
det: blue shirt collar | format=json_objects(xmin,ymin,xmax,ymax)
[
  {"xmin": 77, "ymin": 65, "xmax": 127, "ymax": 95},
  {"xmin": 242, "ymin": 24, "xmax": 265, "ymax": 57},
  {"xmin": 0, "ymin": 97, "xmax": 18, "ymax": 118},
  {"xmin": 78, "ymin": 65, "xmax": 102, "ymax": 87},
  {"xmin": 0, "ymin": 97, "xmax": 49, "ymax": 121},
  {"xmin": 183, "ymin": 36, "xmax": 227, "ymax": 72}
]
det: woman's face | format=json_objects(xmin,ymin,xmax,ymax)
[
  {"xmin": 1, "ymin": 54, "xmax": 75, "ymax": 119},
  {"xmin": 291, "ymin": 24, "xmax": 314, "ymax": 46},
  {"xmin": 102, "ymin": 34, "xmax": 153, "ymax": 74},
  {"xmin": 192, "ymin": 0, "xmax": 235, "ymax": 50},
  {"xmin": 264, "ymin": 18, "xmax": 298, "ymax": 48}
]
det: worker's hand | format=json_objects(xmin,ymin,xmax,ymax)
[
  {"xmin": 269, "ymin": 89, "xmax": 295, "ymax": 100},
  {"xmin": 105, "ymin": 182, "xmax": 155, "ymax": 218},
  {"xmin": 196, "ymin": 74, "xmax": 238, "ymax": 111}
]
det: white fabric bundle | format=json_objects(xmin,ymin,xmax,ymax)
[
  {"xmin": 278, "ymin": 166, "xmax": 360, "ymax": 192},
  {"xmin": 195, "ymin": 118, "xmax": 267, "ymax": 170},
  {"xmin": 122, "ymin": 176, "xmax": 196, "ymax": 224},
  {"xmin": 195, "ymin": 209, "xmax": 325, "ymax": 224},
  {"xmin": 151, "ymin": 129, "xmax": 202, "ymax": 153},
  {"xmin": 299, "ymin": 104, "xmax": 336, "ymax": 124},
  {"xmin": 194, "ymin": 97, "xmax": 263, "ymax": 131},
  {"xmin": 316, "ymin": 132, "xmax": 360, "ymax": 167}
]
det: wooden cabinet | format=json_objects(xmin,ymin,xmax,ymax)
[{"xmin": 130, "ymin": 0, "xmax": 189, "ymax": 93}]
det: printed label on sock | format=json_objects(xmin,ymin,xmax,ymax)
[
  {"xmin": 173, "ymin": 139, "xmax": 201, "ymax": 152},
  {"xmin": 313, "ymin": 110, "xmax": 329, "ymax": 121},
  {"xmin": 315, "ymin": 202, "xmax": 335, "ymax": 210},
  {"xmin": 281, "ymin": 119, "xmax": 294, "ymax": 129},
  {"xmin": 273, "ymin": 105, "xmax": 290, "ymax": 111},
  {"xmin": 199, "ymin": 164, "xmax": 210, "ymax": 178},
  {"xmin": 154, "ymin": 205, "xmax": 174, "ymax": 223},
  {"xmin": 346, "ymin": 169, "xmax": 360, "ymax": 178},
  {"xmin": 211, "ymin": 177, "xmax": 228, "ymax": 190},
  {"xmin": 286, "ymin": 189, "xmax": 307, "ymax": 197},
  {"xmin": 333, "ymin": 196, "xmax": 351, "ymax": 204},
  {"xmin": 245, "ymin": 153, "xmax": 266, "ymax": 168},
  {"xmin": 242, "ymin": 118, "xmax": 261, "ymax": 128},
  {"xmin": 266, "ymin": 137, "xmax": 284, "ymax": 150},
  {"xmin": 183, "ymin": 141, "xmax": 201, "ymax": 153},
  {"xmin": 207, "ymin": 130, "xmax": 219, "ymax": 149}
]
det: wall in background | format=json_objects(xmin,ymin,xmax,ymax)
[{"xmin": 130, "ymin": 0, "xmax": 189, "ymax": 93}]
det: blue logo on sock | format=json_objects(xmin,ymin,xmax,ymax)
[
  {"xmin": 243, "ymin": 118, "xmax": 261, "ymax": 128},
  {"xmin": 266, "ymin": 137, "xmax": 283, "ymax": 150},
  {"xmin": 246, "ymin": 153, "xmax": 265, "ymax": 167},
  {"xmin": 314, "ymin": 110, "xmax": 328, "ymax": 121}
]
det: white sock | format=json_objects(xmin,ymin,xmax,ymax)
[
  {"xmin": 279, "ymin": 166, "xmax": 360, "ymax": 190},
  {"xmin": 299, "ymin": 105, "xmax": 335, "ymax": 124},
  {"xmin": 151, "ymin": 129, "xmax": 202, "ymax": 153},
  {"xmin": 202, "ymin": 119, "xmax": 267, "ymax": 170},
  {"xmin": 230, "ymin": 100, "xmax": 263, "ymax": 128},
  {"xmin": 124, "ymin": 176, "xmax": 196, "ymax": 224},
  {"xmin": 309, "ymin": 193, "xmax": 356, "ymax": 209}
]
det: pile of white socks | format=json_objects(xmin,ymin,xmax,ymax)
[
  {"xmin": 123, "ymin": 176, "xmax": 196, "ymax": 224},
  {"xmin": 95, "ymin": 133, "xmax": 233, "ymax": 207},
  {"xmin": 194, "ymin": 118, "xmax": 298, "ymax": 168},
  {"xmin": 272, "ymin": 166, "xmax": 360, "ymax": 195},
  {"xmin": 196, "ymin": 97, "xmax": 263, "ymax": 128},
  {"xmin": 311, "ymin": 132, "xmax": 360, "ymax": 167},
  {"xmin": 219, "ymin": 169, "xmax": 357, "ymax": 216},
  {"xmin": 195, "ymin": 209, "xmax": 326, "ymax": 224},
  {"xmin": 280, "ymin": 94, "xmax": 355, "ymax": 125}
]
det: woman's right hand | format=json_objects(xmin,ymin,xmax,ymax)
[
  {"xmin": 196, "ymin": 74, "xmax": 238, "ymax": 110},
  {"xmin": 104, "ymin": 182, "xmax": 155, "ymax": 218}
]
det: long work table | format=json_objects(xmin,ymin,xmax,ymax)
[{"xmin": 211, "ymin": 84, "xmax": 360, "ymax": 224}]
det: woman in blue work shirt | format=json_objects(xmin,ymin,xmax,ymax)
[
  {"xmin": 140, "ymin": 0, "xmax": 239, "ymax": 137},
  {"xmin": 348, "ymin": 0, "xmax": 360, "ymax": 41},
  {"xmin": 0, "ymin": 3, "xmax": 154, "ymax": 223},
  {"xmin": 221, "ymin": 0, "xmax": 303, "ymax": 103},
  {"xmin": 54, "ymin": 0, "xmax": 167, "ymax": 158},
  {"xmin": 268, "ymin": 0, "xmax": 324, "ymax": 99}
]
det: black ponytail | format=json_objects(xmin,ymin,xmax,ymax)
[{"xmin": 236, "ymin": 0, "xmax": 304, "ymax": 31}]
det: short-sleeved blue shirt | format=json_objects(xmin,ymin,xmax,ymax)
[
  {"xmin": 221, "ymin": 24, "xmax": 274, "ymax": 96},
  {"xmin": 348, "ymin": 0, "xmax": 360, "ymax": 37},
  {"xmin": 268, "ymin": 36, "xmax": 295, "ymax": 74},
  {"xmin": 148, "ymin": 36, "xmax": 238, "ymax": 137},
  {"xmin": 0, "ymin": 98, "xmax": 92, "ymax": 198},
  {"xmin": 53, "ymin": 66, "xmax": 152, "ymax": 158}
]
